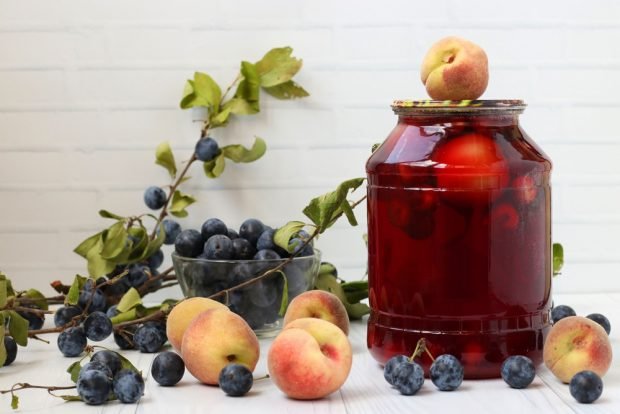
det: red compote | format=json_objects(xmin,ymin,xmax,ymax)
[{"xmin": 366, "ymin": 100, "xmax": 552, "ymax": 379}]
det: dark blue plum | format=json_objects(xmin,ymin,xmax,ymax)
[
  {"xmin": 227, "ymin": 228, "xmax": 239, "ymax": 239},
  {"xmin": 239, "ymin": 218, "xmax": 265, "ymax": 245},
  {"xmin": 91, "ymin": 350, "xmax": 122, "ymax": 376},
  {"xmin": 84, "ymin": 311, "xmax": 113, "ymax": 341},
  {"xmin": 204, "ymin": 235, "xmax": 234, "ymax": 260},
  {"xmin": 174, "ymin": 229, "xmax": 203, "ymax": 258},
  {"xmin": 113, "ymin": 369, "xmax": 144, "ymax": 403},
  {"xmin": 569, "ymin": 371, "xmax": 603, "ymax": 404},
  {"xmin": 288, "ymin": 237, "xmax": 314, "ymax": 257},
  {"xmin": 586, "ymin": 313, "xmax": 611, "ymax": 335},
  {"xmin": 232, "ymin": 238, "xmax": 255, "ymax": 260},
  {"xmin": 3, "ymin": 336, "xmax": 17, "ymax": 366},
  {"xmin": 17, "ymin": 306, "xmax": 44, "ymax": 330},
  {"xmin": 147, "ymin": 249, "xmax": 164, "ymax": 270},
  {"xmin": 195, "ymin": 137, "xmax": 220, "ymax": 162},
  {"xmin": 77, "ymin": 369, "xmax": 112, "ymax": 405},
  {"xmin": 501, "ymin": 355, "xmax": 536, "ymax": 389},
  {"xmin": 551, "ymin": 304, "xmax": 576, "ymax": 324},
  {"xmin": 128, "ymin": 264, "xmax": 149, "ymax": 287},
  {"xmin": 57, "ymin": 326, "xmax": 87, "ymax": 357},
  {"xmin": 79, "ymin": 361, "xmax": 113, "ymax": 379},
  {"xmin": 392, "ymin": 360, "xmax": 424, "ymax": 395},
  {"xmin": 201, "ymin": 218, "xmax": 228, "ymax": 242},
  {"xmin": 143, "ymin": 320, "xmax": 167, "ymax": 339},
  {"xmin": 430, "ymin": 354, "xmax": 464, "ymax": 391},
  {"xmin": 384, "ymin": 355, "xmax": 409, "ymax": 386},
  {"xmin": 54, "ymin": 305, "xmax": 82, "ymax": 327},
  {"xmin": 134, "ymin": 323, "xmax": 166, "ymax": 353},
  {"xmin": 162, "ymin": 219, "xmax": 182, "ymax": 245},
  {"xmin": 230, "ymin": 263, "xmax": 254, "ymax": 286},
  {"xmin": 151, "ymin": 352, "xmax": 185, "ymax": 386},
  {"xmin": 254, "ymin": 249, "xmax": 281, "ymax": 261},
  {"xmin": 219, "ymin": 364, "xmax": 253, "ymax": 396},
  {"xmin": 256, "ymin": 229, "xmax": 277, "ymax": 251},
  {"xmin": 78, "ymin": 288, "xmax": 107, "ymax": 313},
  {"xmin": 114, "ymin": 326, "xmax": 136, "ymax": 350},
  {"xmin": 143, "ymin": 186, "xmax": 167, "ymax": 210}
]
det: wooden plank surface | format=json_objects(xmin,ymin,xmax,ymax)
[{"xmin": 0, "ymin": 294, "xmax": 618, "ymax": 413}]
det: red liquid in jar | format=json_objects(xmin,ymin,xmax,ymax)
[{"xmin": 366, "ymin": 102, "xmax": 552, "ymax": 379}]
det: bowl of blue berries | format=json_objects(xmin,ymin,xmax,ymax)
[{"xmin": 172, "ymin": 217, "xmax": 321, "ymax": 337}]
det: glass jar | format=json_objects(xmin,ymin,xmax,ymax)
[{"xmin": 366, "ymin": 100, "xmax": 552, "ymax": 379}]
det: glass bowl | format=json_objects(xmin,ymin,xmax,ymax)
[{"xmin": 171, "ymin": 250, "xmax": 321, "ymax": 337}]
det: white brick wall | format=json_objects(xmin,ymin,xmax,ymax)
[{"xmin": 1, "ymin": 0, "xmax": 620, "ymax": 298}]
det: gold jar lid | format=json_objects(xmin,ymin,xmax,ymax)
[{"xmin": 391, "ymin": 99, "xmax": 526, "ymax": 115}]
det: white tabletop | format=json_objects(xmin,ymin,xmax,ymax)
[{"xmin": 1, "ymin": 293, "xmax": 618, "ymax": 414}]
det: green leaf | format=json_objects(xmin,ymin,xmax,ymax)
[
  {"xmin": 238, "ymin": 61, "xmax": 260, "ymax": 101},
  {"xmin": 210, "ymin": 106, "xmax": 232, "ymax": 127},
  {"xmin": 255, "ymin": 47, "xmax": 303, "ymax": 87},
  {"xmin": 143, "ymin": 226, "xmax": 166, "ymax": 261},
  {"xmin": 116, "ymin": 288, "xmax": 142, "ymax": 313},
  {"xmin": 0, "ymin": 279, "xmax": 6, "ymax": 308},
  {"xmin": 98, "ymin": 210, "xmax": 125, "ymax": 220},
  {"xmin": 221, "ymin": 137, "xmax": 266, "ymax": 163},
  {"xmin": 278, "ymin": 271, "xmax": 289, "ymax": 317},
  {"xmin": 223, "ymin": 98, "xmax": 259, "ymax": 116},
  {"xmin": 21, "ymin": 288, "xmax": 48, "ymax": 310},
  {"xmin": 7, "ymin": 311, "xmax": 29, "ymax": 346},
  {"xmin": 0, "ymin": 314, "xmax": 6, "ymax": 367},
  {"xmin": 203, "ymin": 153, "xmax": 226, "ymax": 179},
  {"xmin": 180, "ymin": 80, "xmax": 201, "ymax": 109},
  {"xmin": 73, "ymin": 231, "xmax": 103, "ymax": 259},
  {"xmin": 274, "ymin": 221, "xmax": 306, "ymax": 252},
  {"xmin": 319, "ymin": 262, "xmax": 338, "ymax": 277},
  {"xmin": 169, "ymin": 190, "xmax": 197, "ymax": 218},
  {"xmin": 0, "ymin": 273, "xmax": 15, "ymax": 297},
  {"xmin": 66, "ymin": 275, "xmax": 87, "ymax": 306},
  {"xmin": 59, "ymin": 395, "xmax": 83, "ymax": 402},
  {"xmin": 371, "ymin": 143, "xmax": 381, "ymax": 152},
  {"xmin": 100, "ymin": 221, "xmax": 128, "ymax": 260},
  {"xmin": 155, "ymin": 141, "xmax": 177, "ymax": 179},
  {"xmin": 11, "ymin": 394, "xmax": 18, "ymax": 410},
  {"xmin": 263, "ymin": 80, "xmax": 309, "ymax": 100},
  {"xmin": 127, "ymin": 227, "xmax": 149, "ymax": 261},
  {"xmin": 193, "ymin": 72, "xmax": 221, "ymax": 108},
  {"xmin": 67, "ymin": 360, "xmax": 83, "ymax": 383},
  {"xmin": 303, "ymin": 178, "xmax": 365, "ymax": 232},
  {"xmin": 315, "ymin": 273, "xmax": 370, "ymax": 320},
  {"xmin": 86, "ymin": 238, "xmax": 116, "ymax": 277},
  {"xmin": 553, "ymin": 243, "xmax": 564, "ymax": 276}
]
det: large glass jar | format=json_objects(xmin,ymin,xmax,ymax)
[{"xmin": 366, "ymin": 100, "xmax": 552, "ymax": 379}]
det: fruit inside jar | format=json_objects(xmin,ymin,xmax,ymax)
[{"xmin": 366, "ymin": 100, "xmax": 552, "ymax": 379}]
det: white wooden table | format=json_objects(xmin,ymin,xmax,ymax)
[{"xmin": 1, "ymin": 293, "xmax": 618, "ymax": 414}]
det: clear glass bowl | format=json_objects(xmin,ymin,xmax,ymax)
[{"xmin": 171, "ymin": 250, "xmax": 321, "ymax": 337}]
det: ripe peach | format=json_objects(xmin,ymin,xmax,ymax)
[
  {"xmin": 181, "ymin": 308, "xmax": 260, "ymax": 385},
  {"xmin": 166, "ymin": 297, "xmax": 227, "ymax": 351},
  {"xmin": 420, "ymin": 36, "xmax": 489, "ymax": 101},
  {"xmin": 268, "ymin": 317, "xmax": 352, "ymax": 399},
  {"xmin": 544, "ymin": 316, "xmax": 612, "ymax": 383},
  {"xmin": 283, "ymin": 290, "xmax": 350, "ymax": 335}
]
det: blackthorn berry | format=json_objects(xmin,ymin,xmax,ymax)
[
  {"xmin": 57, "ymin": 327, "xmax": 87, "ymax": 357},
  {"xmin": 569, "ymin": 370, "xmax": 603, "ymax": 404},
  {"xmin": 430, "ymin": 354, "xmax": 464, "ymax": 391},
  {"xmin": 551, "ymin": 305, "xmax": 576, "ymax": 324},
  {"xmin": 392, "ymin": 360, "xmax": 424, "ymax": 395},
  {"xmin": 201, "ymin": 218, "xmax": 228, "ymax": 242},
  {"xmin": 227, "ymin": 228, "xmax": 239, "ymax": 240},
  {"xmin": 3, "ymin": 336, "xmax": 17, "ymax": 366},
  {"xmin": 174, "ymin": 229, "xmax": 203, "ymax": 258},
  {"xmin": 232, "ymin": 238, "xmax": 255, "ymax": 260},
  {"xmin": 78, "ymin": 288, "xmax": 107, "ymax": 313},
  {"xmin": 384, "ymin": 355, "xmax": 409, "ymax": 386},
  {"xmin": 239, "ymin": 218, "xmax": 265, "ymax": 245},
  {"xmin": 91, "ymin": 350, "xmax": 122, "ymax": 377},
  {"xmin": 134, "ymin": 323, "xmax": 166, "ymax": 353},
  {"xmin": 77, "ymin": 369, "xmax": 112, "ymax": 405},
  {"xmin": 586, "ymin": 313, "xmax": 611, "ymax": 335},
  {"xmin": 128, "ymin": 263, "xmax": 149, "ymax": 287},
  {"xmin": 113, "ymin": 369, "xmax": 144, "ymax": 404},
  {"xmin": 151, "ymin": 352, "xmax": 185, "ymax": 386},
  {"xmin": 501, "ymin": 355, "xmax": 535, "ymax": 389},
  {"xmin": 162, "ymin": 219, "xmax": 182, "ymax": 245},
  {"xmin": 147, "ymin": 248, "xmax": 164, "ymax": 270},
  {"xmin": 17, "ymin": 306, "xmax": 44, "ymax": 330},
  {"xmin": 54, "ymin": 305, "xmax": 82, "ymax": 327},
  {"xmin": 195, "ymin": 137, "xmax": 220, "ymax": 162},
  {"xmin": 254, "ymin": 249, "xmax": 281, "ymax": 261},
  {"xmin": 288, "ymin": 237, "xmax": 314, "ymax": 257},
  {"xmin": 204, "ymin": 234, "xmax": 234, "ymax": 260},
  {"xmin": 84, "ymin": 311, "xmax": 113, "ymax": 341},
  {"xmin": 114, "ymin": 326, "xmax": 136, "ymax": 350},
  {"xmin": 143, "ymin": 186, "xmax": 167, "ymax": 210},
  {"xmin": 106, "ymin": 305, "xmax": 119, "ymax": 318},
  {"xmin": 219, "ymin": 363, "xmax": 253, "ymax": 396},
  {"xmin": 256, "ymin": 229, "xmax": 277, "ymax": 251},
  {"xmin": 79, "ymin": 361, "xmax": 113, "ymax": 379}
]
